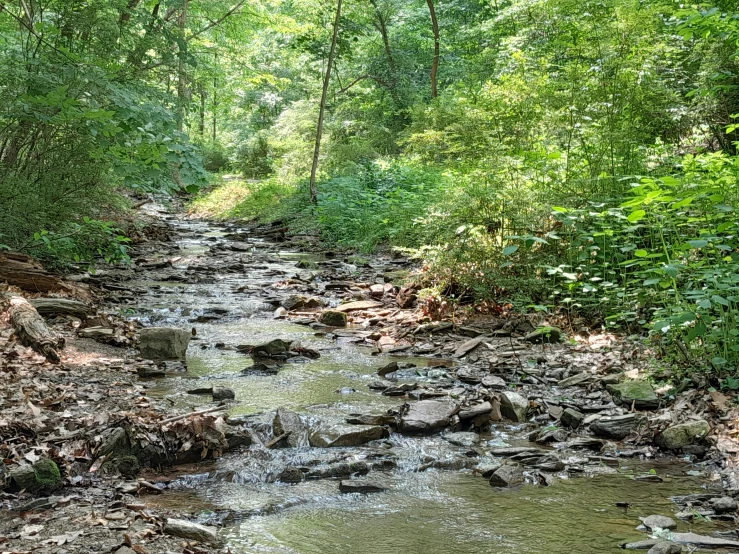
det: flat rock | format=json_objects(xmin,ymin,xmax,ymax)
[
  {"xmin": 557, "ymin": 372, "xmax": 592, "ymax": 388},
  {"xmin": 453, "ymin": 337, "xmax": 484, "ymax": 358},
  {"xmin": 398, "ymin": 400, "xmax": 455, "ymax": 435},
  {"xmin": 560, "ymin": 408, "xmax": 584, "ymax": 429},
  {"xmin": 622, "ymin": 539, "xmax": 659, "ymax": 550},
  {"xmin": 443, "ymin": 432, "xmax": 480, "ymax": 447},
  {"xmin": 590, "ymin": 414, "xmax": 645, "ymax": 440},
  {"xmin": 499, "ymin": 391, "xmax": 529, "ymax": 422},
  {"xmin": 139, "ymin": 327, "xmax": 191, "ymax": 361},
  {"xmin": 339, "ymin": 479, "xmax": 387, "ymax": 493},
  {"xmin": 709, "ymin": 496, "xmax": 738, "ymax": 513},
  {"xmin": 481, "ymin": 375, "xmax": 507, "ymax": 389},
  {"xmin": 608, "ymin": 381, "xmax": 659, "ymax": 410},
  {"xmin": 335, "ymin": 300, "xmax": 383, "ymax": 312},
  {"xmin": 489, "ymin": 446, "xmax": 542, "ymax": 457},
  {"xmin": 489, "ymin": 465, "xmax": 524, "ymax": 487},
  {"xmin": 309, "ymin": 423, "xmax": 384, "ymax": 447},
  {"xmin": 668, "ymin": 532, "xmax": 739, "ymax": 548},
  {"xmin": 640, "ymin": 515, "xmax": 677, "ymax": 530},
  {"xmin": 164, "ymin": 518, "xmax": 218, "ymax": 543},
  {"xmin": 655, "ymin": 420, "xmax": 710, "ymax": 450},
  {"xmin": 459, "ymin": 402, "xmax": 492, "ymax": 421}
]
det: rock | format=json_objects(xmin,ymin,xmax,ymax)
[
  {"xmin": 481, "ymin": 375, "xmax": 507, "ymax": 389},
  {"xmin": 80, "ymin": 326, "xmax": 114, "ymax": 339},
  {"xmin": 339, "ymin": 479, "xmax": 387, "ymax": 493},
  {"xmin": 557, "ymin": 372, "xmax": 592, "ymax": 388},
  {"xmin": 9, "ymin": 459, "xmax": 62, "ymax": 492},
  {"xmin": 560, "ymin": 408, "xmax": 584, "ymax": 429},
  {"xmin": 277, "ymin": 466, "xmax": 304, "ymax": 484},
  {"xmin": 274, "ymin": 307, "xmax": 288, "ymax": 318},
  {"xmin": 309, "ymin": 423, "xmax": 384, "ymax": 447},
  {"xmin": 377, "ymin": 361, "xmax": 399, "ymax": 377},
  {"xmin": 608, "ymin": 381, "xmax": 659, "ymax": 410},
  {"xmin": 474, "ymin": 463, "xmax": 502, "ymax": 478},
  {"xmin": 710, "ymin": 496, "xmax": 737, "ymax": 513},
  {"xmin": 136, "ymin": 365, "xmax": 166, "ymax": 377},
  {"xmin": 335, "ymin": 300, "xmax": 383, "ymax": 312},
  {"xmin": 655, "ymin": 420, "xmax": 710, "ymax": 450},
  {"xmin": 97, "ymin": 427, "xmax": 128, "ymax": 457},
  {"xmin": 369, "ymin": 284, "xmax": 385, "ymax": 298},
  {"xmin": 667, "ymin": 532, "xmax": 739, "ymax": 548},
  {"xmin": 459, "ymin": 402, "xmax": 492, "ymax": 421},
  {"xmin": 622, "ymin": 540, "xmax": 659, "ymax": 550},
  {"xmin": 273, "ymin": 408, "xmax": 308, "ymax": 448},
  {"xmin": 523, "ymin": 326, "xmax": 562, "ymax": 343},
  {"xmin": 114, "ymin": 547, "xmax": 137, "ymax": 554},
  {"xmin": 139, "ymin": 327, "xmax": 191, "ymax": 360},
  {"xmin": 590, "ymin": 414, "xmax": 645, "ymax": 440},
  {"xmin": 398, "ymin": 400, "xmax": 455, "ymax": 435},
  {"xmin": 318, "ymin": 310, "xmax": 348, "ymax": 327},
  {"xmin": 443, "ymin": 432, "xmax": 480, "ymax": 447},
  {"xmin": 647, "ymin": 543, "xmax": 682, "ymax": 554},
  {"xmin": 499, "ymin": 391, "xmax": 529, "ymax": 422},
  {"xmin": 282, "ymin": 295, "xmax": 323, "ymax": 310},
  {"xmin": 489, "ymin": 446, "xmax": 542, "ymax": 457},
  {"xmin": 163, "ymin": 518, "xmax": 219, "ymax": 543},
  {"xmin": 453, "ymin": 337, "xmax": 485, "ymax": 358},
  {"xmin": 212, "ymin": 387, "xmax": 235, "ymax": 401},
  {"xmin": 396, "ymin": 285, "xmax": 417, "ymax": 309},
  {"xmin": 489, "ymin": 465, "xmax": 524, "ymax": 487},
  {"xmin": 252, "ymin": 339, "xmax": 292, "ymax": 358},
  {"xmin": 345, "ymin": 413, "xmax": 397, "ymax": 426},
  {"xmin": 640, "ymin": 515, "xmax": 677, "ymax": 530}
]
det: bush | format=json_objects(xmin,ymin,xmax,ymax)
[
  {"xmin": 198, "ymin": 140, "xmax": 231, "ymax": 173},
  {"xmin": 234, "ymin": 132, "xmax": 273, "ymax": 178}
]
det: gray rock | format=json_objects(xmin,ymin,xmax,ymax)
[
  {"xmin": 489, "ymin": 465, "xmax": 524, "ymax": 487},
  {"xmin": 252, "ymin": 339, "xmax": 292, "ymax": 358},
  {"xmin": 212, "ymin": 387, "xmax": 235, "ymax": 401},
  {"xmin": 398, "ymin": 400, "xmax": 455, "ymax": 435},
  {"xmin": 282, "ymin": 295, "xmax": 324, "ymax": 311},
  {"xmin": 622, "ymin": 539, "xmax": 659, "ymax": 550},
  {"xmin": 608, "ymin": 381, "xmax": 659, "ymax": 410},
  {"xmin": 273, "ymin": 408, "xmax": 308, "ymax": 448},
  {"xmin": 9, "ymin": 459, "xmax": 62, "ymax": 492},
  {"xmin": 523, "ymin": 326, "xmax": 562, "ymax": 343},
  {"xmin": 459, "ymin": 402, "xmax": 492, "ymax": 421},
  {"xmin": 640, "ymin": 515, "xmax": 677, "ymax": 530},
  {"xmin": 139, "ymin": 327, "xmax": 191, "ymax": 360},
  {"xmin": 590, "ymin": 414, "xmax": 645, "ymax": 440},
  {"xmin": 499, "ymin": 391, "xmax": 529, "ymax": 422},
  {"xmin": 481, "ymin": 375, "xmax": 507, "ymax": 389},
  {"xmin": 309, "ymin": 423, "xmax": 384, "ymax": 447},
  {"xmin": 655, "ymin": 420, "xmax": 710, "ymax": 450},
  {"xmin": 647, "ymin": 542, "xmax": 682, "ymax": 554},
  {"xmin": 474, "ymin": 463, "xmax": 502, "ymax": 478},
  {"xmin": 560, "ymin": 408, "xmax": 584, "ymax": 429},
  {"xmin": 318, "ymin": 310, "xmax": 347, "ymax": 327},
  {"xmin": 163, "ymin": 518, "xmax": 218, "ymax": 543},
  {"xmin": 709, "ymin": 496, "xmax": 737, "ymax": 513},
  {"xmin": 557, "ymin": 371, "xmax": 592, "ymax": 388},
  {"xmin": 443, "ymin": 432, "xmax": 480, "ymax": 447},
  {"xmin": 80, "ymin": 326, "xmax": 114, "ymax": 339},
  {"xmin": 667, "ymin": 532, "xmax": 739, "ymax": 548},
  {"xmin": 339, "ymin": 479, "xmax": 387, "ymax": 493}
]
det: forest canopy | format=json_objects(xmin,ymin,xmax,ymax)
[{"xmin": 1, "ymin": 0, "xmax": 739, "ymax": 372}]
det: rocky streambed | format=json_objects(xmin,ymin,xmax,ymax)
[{"xmin": 2, "ymin": 201, "xmax": 739, "ymax": 554}]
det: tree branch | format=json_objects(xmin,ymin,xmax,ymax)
[{"xmin": 187, "ymin": 0, "xmax": 249, "ymax": 41}]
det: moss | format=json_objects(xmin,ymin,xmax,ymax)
[{"xmin": 32, "ymin": 459, "xmax": 61, "ymax": 486}]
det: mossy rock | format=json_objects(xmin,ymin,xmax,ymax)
[
  {"xmin": 102, "ymin": 455, "xmax": 140, "ymax": 478},
  {"xmin": 523, "ymin": 326, "xmax": 563, "ymax": 344},
  {"xmin": 607, "ymin": 380, "xmax": 659, "ymax": 410},
  {"xmin": 10, "ymin": 459, "xmax": 62, "ymax": 492},
  {"xmin": 318, "ymin": 310, "xmax": 348, "ymax": 327}
]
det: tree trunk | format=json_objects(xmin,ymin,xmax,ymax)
[
  {"xmin": 6, "ymin": 295, "xmax": 65, "ymax": 363},
  {"xmin": 176, "ymin": 0, "xmax": 189, "ymax": 132},
  {"xmin": 198, "ymin": 81, "xmax": 206, "ymax": 136},
  {"xmin": 308, "ymin": 0, "xmax": 343, "ymax": 204},
  {"xmin": 426, "ymin": 0, "xmax": 440, "ymax": 99}
]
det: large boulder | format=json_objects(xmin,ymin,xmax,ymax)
[
  {"xmin": 499, "ymin": 391, "xmax": 529, "ymax": 422},
  {"xmin": 398, "ymin": 400, "xmax": 455, "ymax": 435},
  {"xmin": 655, "ymin": 420, "xmax": 710, "ymax": 450},
  {"xmin": 590, "ymin": 414, "xmax": 645, "ymax": 440},
  {"xmin": 608, "ymin": 380, "xmax": 659, "ymax": 410},
  {"xmin": 489, "ymin": 465, "xmax": 524, "ymax": 487},
  {"xmin": 309, "ymin": 423, "xmax": 384, "ymax": 447},
  {"xmin": 273, "ymin": 408, "xmax": 308, "ymax": 448},
  {"xmin": 139, "ymin": 327, "xmax": 191, "ymax": 361}
]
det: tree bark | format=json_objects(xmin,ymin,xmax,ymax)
[
  {"xmin": 176, "ymin": 0, "xmax": 189, "ymax": 132},
  {"xmin": 0, "ymin": 252, "xmax": 76, "ymax": 294},
  {"xmin": 308, "ymin": 0, "xmax": 343, "ymax": 204},
  {"xmin": 6, "ymin": 295, "xmax": 64, "ymax": 363},
  {"xmin": 426, "ymin": 0, "xmax": 440, "ymax": 99}
]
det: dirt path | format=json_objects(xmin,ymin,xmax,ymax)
[{"xmin": 2, "ymin": 202, "xmax": 739, "ymax": 553}]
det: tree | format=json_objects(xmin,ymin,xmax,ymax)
[{"xmin": 426, "ymin": 0, "xmax": 439, "ymax": 98}]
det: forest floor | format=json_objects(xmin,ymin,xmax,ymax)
[{"xmin": 2, "ymin": 199, "xmax": 739, "ymax": 554}]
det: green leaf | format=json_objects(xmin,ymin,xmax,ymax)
[
  {"xmin": 688, "ymin": 239, "xmax": 708, "ymax": 248},
  {"xmin": 627, "ymin": 210, "xmax": 646, "ymax": 223},
  {"xmin": 502, "ymin": 245, "xmax": 519, "ymax": 255},
  {"xmin": 634, "ymin": 249, "xmax": 648, "ymax": 258}
]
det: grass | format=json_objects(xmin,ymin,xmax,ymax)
[{"xmin": 189, "ymin": 175, "xmax": 307, "ymax": 222}]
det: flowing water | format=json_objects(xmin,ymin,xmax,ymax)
[{"xmin": 128, "ymin": 209, "xmax": 724, "ymax": 553}]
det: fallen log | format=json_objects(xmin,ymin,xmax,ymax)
[
  {"xmin": 7, "ymin": 295, "xmax": 65, "ymax": 362},
  {"xmin": 29, "ymin": 298, "xmax": 92, "ymax": 319},
  {"xmin": 0, "ymin": 252, "xmax": 72, "ymax": 293}
]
